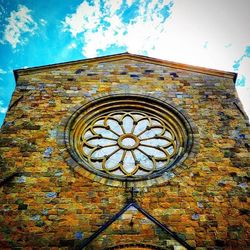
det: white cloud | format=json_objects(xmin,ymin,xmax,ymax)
[
  {"xmin": 1, "ymin": 4, "xmax": 38, "ymax": 48},
  {"xmin": 106, "ymin": 0, "xmax": 123, "ymax": 14},
  {"xmin": 0, "ymin": 106, "xmax": 7, "ymax": 114},
  {"xmin": 126, "ymin": 0, "xmax": 133, "ymax": 7},
  {"xmin": 63, "ymin": 0, "xmax": 249, "ymax": 72},
  {"xmin": 63, "ymin": 0, "xmax": 173, "ymax": 57},
  {"xmin": 67, "ymin": 42, "xmax": 77, "ymax": 49},
  {"xmin": 0, "ymin": 100, "xmax": 7, "ymax": 114},
  {"xmin": 40, "ymin": 18, "xmax": 47, "ymax": 26},
  {"xmin": 0, "ymin": 68, "xmax": 7, "ymax": 74},
  {"xmin": 147, "ymin": 0, "xmax": 250, "ymax": 71},
  {"xmin": 62, "ymin": 1, "xmax": 102, "ymax": 37}
]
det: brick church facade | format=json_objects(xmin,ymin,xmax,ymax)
[{"xmin": 0, "ymin": 53, "xmax": 249, "ymax": 249}]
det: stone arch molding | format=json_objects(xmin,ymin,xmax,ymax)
[{"xmin": 57, "ymin": 93, "xmax": 199, "ymax": 187}]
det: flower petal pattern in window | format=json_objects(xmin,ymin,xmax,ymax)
[{"xmin": 66, "ymin": 94, "xmax": 193, "ymax": 183}]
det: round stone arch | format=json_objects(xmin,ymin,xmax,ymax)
[{"xmin": 57, "ymin": 93, "xmax": 199, "ymax": 187}]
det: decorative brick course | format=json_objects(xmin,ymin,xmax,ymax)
[{"xmin": 0, "ymin": 53, "xmax": 249, "ymax": 249}]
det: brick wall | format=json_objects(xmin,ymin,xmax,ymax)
[{"xmin": 0, "ymin": 54, "xmax": 249, "ymax": 249}]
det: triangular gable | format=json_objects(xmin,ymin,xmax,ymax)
[
  {"xmin": 14, "ymin": 52, "xmax": 237, "ymax": 83},
  {"xmin": 75, "ymin": 201, "xmax": 194, "ymax": 250}
]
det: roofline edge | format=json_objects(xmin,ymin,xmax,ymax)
[{"xmin": 13, "ymin": 52, "xmax": 237, "ymax": 83}]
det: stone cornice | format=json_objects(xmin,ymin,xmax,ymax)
[{"xmin": 14, "ymin": 52, "xmax": 237, "ymax": 83}]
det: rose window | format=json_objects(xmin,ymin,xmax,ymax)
[
  {"xmin": 66, "ymin": 94, "xmax": 193, "ymax": 182},
  {"xmin": 81, "ymin": 111, "xmax": 177, "ymax": 177}
]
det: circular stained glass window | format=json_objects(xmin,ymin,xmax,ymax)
[{"xmin": 65, "ymin": 94, "xmax": 193, "ymax": 182}]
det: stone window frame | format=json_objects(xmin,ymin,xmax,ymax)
[{"xmin": 57, "ymin": 93, "xmax": 199, "ymax": 187}]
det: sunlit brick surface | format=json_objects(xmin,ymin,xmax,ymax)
[{"xmin": 0, "ymin": 54, "xmax": 249, "ymax": 249}]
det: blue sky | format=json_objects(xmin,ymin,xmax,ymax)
[{"xmin": 0, "ymin": 0, "xmax": 250, "ymax": 127}]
